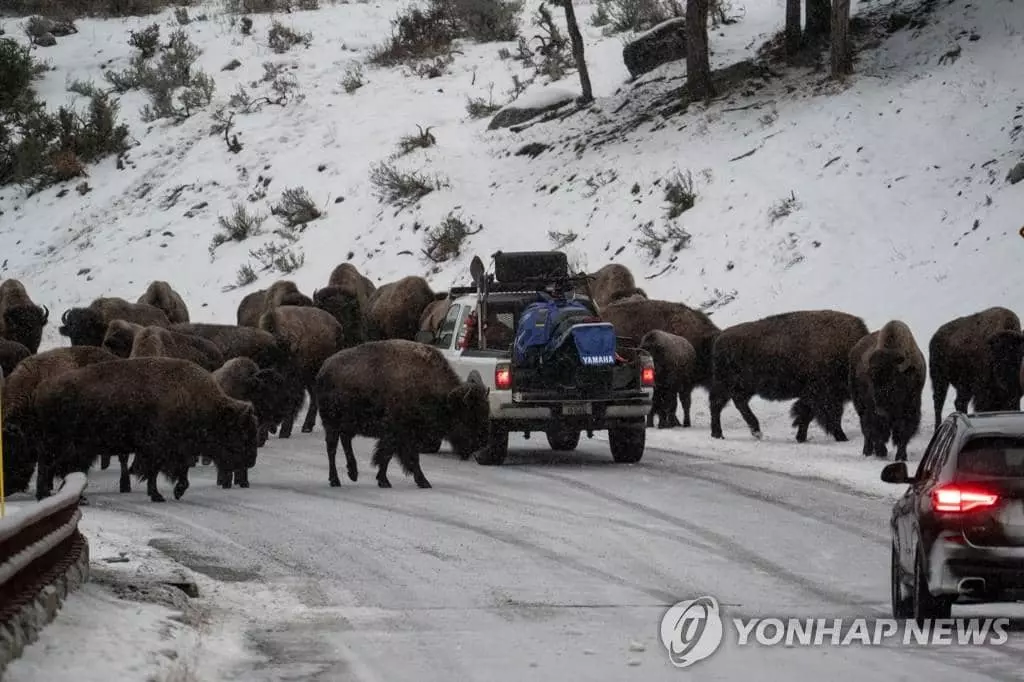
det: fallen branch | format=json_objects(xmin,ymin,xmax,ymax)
[
  {"xmin": 823, "ymin": 155, "xmax": 841, "ymax": 168},
  {"xmin": 722, "ymin": 100, "xmax": 775, "ymax": 113}
]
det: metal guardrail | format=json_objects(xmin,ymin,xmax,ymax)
[{"xmin": 0, "ymin": 473, "xmax": 88, "ymax": 627}]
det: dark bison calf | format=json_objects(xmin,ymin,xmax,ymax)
[
  {"xmin": 640, "ymin": 330, "xmax": 697, "ymax": 428},
  {"xmin": 315, "ymin": 340, "xmax": 489, "ymax": 489},
  {"xmin": 929, "ymin": 306, "xmax": 1024, "ymax": 429},
  {"xmin": 849, "ymin": 320, "xmax": 926, "ymax": 461},
  {"xmin": 33, "ymin": 358, "xmax": 258, "ymax": 502},
  {"xmin": 710, "ymin": 310, "xmax": 869, "ymax": 442}
]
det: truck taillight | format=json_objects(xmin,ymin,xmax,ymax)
[
  {"xmin": 495, "ymin": 363, "xmax": 512, "ymax": 390},
  {"xmin": 642, "ymin": 366, "xmax": 655, "ymax": 386}
]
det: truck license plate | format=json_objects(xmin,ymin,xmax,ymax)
[{"xmin": 564, "ymin": 403, "xmax": 592, "ymax": 416}]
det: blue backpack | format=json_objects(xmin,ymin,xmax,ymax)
[{"xmin": 513, "ymin": 295, "xmax": 618, "ymax": 367}]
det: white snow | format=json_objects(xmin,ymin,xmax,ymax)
[
  {"xmin": 1, "ymin": 502, "xmax": 25, "ymax": 517},
  {"xmin": 498, "ymin": 85, "xmax": 576, "ymax": 112},
  {"xmin": 2, "ymin": 0, "xmax": 1024, "ymax": 671}
]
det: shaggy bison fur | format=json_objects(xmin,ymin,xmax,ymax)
[
  {"xmin": 929, "ymin": 306, "xmax": 1024, "ymax": 429},
  {"xmin": 849, "ymin": 320, "xmax": 926, "ymax": 461},
  {"xmin": 258, "ymin": 305, "xmax": 346, "ymax": 437},
  {"xmin": 59, "ymin": 298, "xmax": 170, "ymax": 347},
  {"xmin": 365, "ymin": 276, "xmax": 436, "ymax": 341},
  {"xmin": 237, "ymin": 280, "xmax": 313, "ymax": 328},
  {"xmin": 168, "ymin": 323, "xmax": 291, "ymax": 370},
  {"xmin": 0, "ymin": 339, "xmax": 31, "ymax": 379},
  {"xmin": 101, "ymin": 319, "xmax": 143, "ymax": 357},
  {"xmin": 33, "ymin": 358, "xmax": 258, "ymax": 502},
  {"xmin": 583, "ymin": 264, "xmax": 647, "ymax": 309},
  {"xmin": 313, "ymin": 263, "xmax": 376, "ymax": 346},
  {"xmin": 640, "ymin": 330, "xmax": 697, "ymax": 428},
  {"xmin": 137, "ymin": 280, "xmax": 190, "ymax": 324},
  {"xmin": 709, "ymin": 310, "xmax": 869, "ymax": 442},
  {"xmin": 418, "ymin": 295, "xmax": 451, "ymax": 338},
  {"xmin": 129, "ymin": 325, "xmax": 225, "ymax": 371},
  {"xmin": 0, "ymin": 279, "xmax": 49, "ymax": 353},
  {"xmin": 1, "ymin": 346, "xmax": 119, "ymax": 495},
  {"xmin": 315, "ymin": 340, "xmax": 490, "ymax": 489},
  {"xmin": 213, "ymin": 357, "xmax": 291, "ymax": 447}
]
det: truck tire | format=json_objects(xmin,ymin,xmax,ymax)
[
  {"xmin": 476, "ymin": 424, "xmax": 508, "ymax": 465},
  {"xmin": 546, "ymin": 428, "xmax": 581, "ymax": 451},
  {"xmin": 608, "ymin": 425, "xmax": 645, "ymax": 463}
]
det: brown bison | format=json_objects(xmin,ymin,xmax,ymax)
[
  {"xmin": 129, "ymin": 325, "xmax": 225, "ymax": 371},
  {"xmin": 640, "ymin": 330, "xmax": 697, "ymax": 428},
  {"xmin": 259, "ymin": 305, "xmax": 346, "ymax": 437},
  {"xmin": 365, "ymin": 275, "xmax": 436, "ymax": 341},
  {"xmin": 598, "ymin": 298, "xmax": 720, "ymax": 398},
  {"xmin": 1, "ymin": 346, "xmax": 119, "ymax": 496},
  {"xmin": 33, "ymin": 357, "xmax": 258, "ymax": 502},
  {"xmin": 709, "ymin": 310, "xmax": 869, "ymax": 442},
  {"xmin": 583, "ymin": 264, "xmax": 647, "ymax": 309},
  {"xmin": 59, "ymin": 297, "xmax": 170, "ymax": 347},
  {"xmin": 237, "ymin": 280, "xmax": 313, "ymax": 328},
  {"xmin": 418, "ymin": 296, "xmax": 450, "ymax": 339},
  {"xmin": 313, "ymin": 263, "xmax": 376, "ymax": 346},
  {"xmin": 0, "ymin": 279, "xmax": 49, "ymax": 353},
  {"xmin": 101, "ymin": 319, "xmax": 144, "ymax": 357},
  {"xmin": 0, "ymin": 339, "xmax": 31, "ymax": 379},
  {"xmin": 316, "ymin": 340, "xmax": 490, "ymax": 488},
  {"xmin": 212, "ymin": 357, "xmax": 292, "ymax": 448},
  {"xmin": 849, "ymin": 320, "xmax": 926, "ymax": 461},
  {"xmin": 168, "ymin": 322, "xmax": 291, "ymax": 370},
  {"xmin": 137, "ymin": 280, "xmax": 190, "ymax": 324},
  {"xmin": 929, "ymin": 306, "xmax": 1024, "ymax": 429}
]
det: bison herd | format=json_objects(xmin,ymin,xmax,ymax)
[{"xmin": 0, "ymin": 260, "xmax": 1021, "ymax": 504}]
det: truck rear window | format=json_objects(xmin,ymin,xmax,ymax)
[{"xmin": 957, "ymin": 437, "xmax": 1024, "ymax": 477}]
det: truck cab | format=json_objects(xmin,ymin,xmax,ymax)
[{"xmin": 420, "ymin": 251, "xmax": 654, "ymax": 466}]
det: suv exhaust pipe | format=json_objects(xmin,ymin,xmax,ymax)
[{"xmin": 957, "ymin": 577, "xmax": 986, "ymax": 595}]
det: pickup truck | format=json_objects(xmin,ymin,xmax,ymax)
[{"xmin": 416, "ymin": 250, "xmax": 654, "ymax": 466}]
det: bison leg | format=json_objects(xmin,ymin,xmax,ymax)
[
  {"xmin": 325, "ymin": 426, "xmax": 342, "ymax": 487},
  {"xmin": 143, "ymin": 459, "xmax": 166, "ymax": 503},
  {"xmin": 173, "ymin": 468, "xmax": 190, "ymax": 500},
  {"xmin": 790, "ymin": 399, "xmax": 814, "ymax": 442},
  {"xmin": 234, "ymin": 467, "xmax": 250, "ymax": 488},
  {"xmin": 257, "ymin": 424, "xmax": 270, "ymax": 447},
  {"xmin": 118, "ymin": 454, "xmax": 132, "ymax": 493},
  {"xmin": 733, "ymin": 395, "xmax": 762, "ymax": 440},
  {"xmin": 815, "ymin": 397, "xmax": 848, "ymax": 442},
  {"xmin": 930, "ymin": 372, "xmax": 949, "ymax": 431},
  {"xmin": 395, "ymin": 438, "xmax": 431, "ymax": 489},
  {"xmin": 678, "ymin": 389, "xmax": 692, "ymax": 428},
  {"xmin": 217, "ymin": 466, "xmax": 232, "ymax": 489},
  {"xmin": 100, "ymin": 454, "xmax": 112, "ymax": 470},
  {"xmin": 953, "ymin": 390, "xmax": 971, "ymax": 415},
  {"xmin": 709, "ymin": 388, "xmax": 731, "ymax": 439},
  {"xmin": 301, "ymin": 387, "xmax": 318, "ymax": 433},
  {"xmin": 340, "ymin": 434, "xmax": 358, "ymax": 483},
  {"xmin": 371, "ymin": 436, "xmax": 396, "ymax": 489}
]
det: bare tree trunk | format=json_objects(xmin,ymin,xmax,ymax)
[
  {"xmin": 830, "ymin": 0, "xmax": 852, "ymax": 77},
  {"xmin": 805, "ymin": 0, "xmax": 830, "ymax": 40},
  {"xmin": 686, "ymin": 0, "xmax": 714, "ymax": 100},
  {"xmin": 560, "ymin": 0, "xmax": 593, "ymax": 104},
  {"xmin": 785, "ymin": 0, "xmax": 802, "ymax": 53}
]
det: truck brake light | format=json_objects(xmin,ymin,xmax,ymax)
[
  {"xmin": 495, "ymin": 363, "xmax": 512, "ymax": 390},
  {"xmin": 641, "ymin": 366, "xmax": 655, "ymax": 386}
]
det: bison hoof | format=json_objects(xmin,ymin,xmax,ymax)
[
  {"xmin": 150, "ymin": 493, "xmax": 166, "ymax": 503},
  {"xmin": 347, "ymin": 467, "xmax": 358, "ymax": 482},
  {"xmin": 711, "ymin": 432, "xmax": 724, "ymax": 440},
  {"xmin": 377, "ymin": 478, "xmax": 392, "ymax": 489},
  {"xmin": 238, "ymin": 480, "xmax": 250, "ymax": 489},
  {"xmin": 79, "ymin": 495, "xmax": 90, "ymax": 506},
  {"xmin": 173, "ymin": 484, "xmax": 188, "ymax": 500},
  {"xmin": 752, "ymin": 430, "xmax": 763, "ymax": 440},
  {"xmin": 301, "ymin": 426, "xmax": 314, "ymax": 433},
  {"xmin": 834, "ymin": 432, "xmax": 849, "ymax": 442},
  {"xmin": 329, "ymin": 477, "xmax": 342, "ymax": 487},
  {"xmin": 415, "ymin": 477, "xmax": 432, "ymax": 489},
  {"xmin": 682, "ymin": 420, "xmax": 691, "ymax": 428}
]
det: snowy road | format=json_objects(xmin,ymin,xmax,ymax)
[{"xmin": 77, "ymin": 432, "xmax": 1024, "ymax": 681}]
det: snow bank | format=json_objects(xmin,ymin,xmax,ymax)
[{"xmin": 501, "ymin": 86, "xmax": 577, "ymax": 112}]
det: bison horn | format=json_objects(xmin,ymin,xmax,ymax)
[
  {"xmin": 61, "ymin": 309, "xmax": 71, "ymax": 325},
  {"xmin": 39, "ymin": 304, "xmax": 49, "ymax": 323}
]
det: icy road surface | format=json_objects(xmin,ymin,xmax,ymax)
[{"xmin": 79, "ymin": 432, "xmax": 1024, "ymax": 681}]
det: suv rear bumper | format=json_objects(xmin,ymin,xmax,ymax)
[
  {"xmin": 929, "ymin": 534, "xmax": 1024, "ymax": 599},
  {"xmin": 488, "ymin": 389, "xmax": 652, "ymax": 431}
]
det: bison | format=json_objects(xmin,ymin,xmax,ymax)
[
  {"xmin": 0, "ymin": 339, "xmax": 31, "ymax": 379},
  {"xmin": 212, "ymin": 357, "xmax": 291, "ymax": 448},
  {"xmin": 33, "ymin": 357, "xmax": 258, "ymax": 502},
  {"xmin": 313, "ymin": 263, "xmax": 376, "ymax": 346},
  {"xmin": 1, "ymin": 346, "xmax": 119, "ymax": 496},
  {"xmin": 258, "ymin": 305, "xmax": 345, "ymax": 437},
  {"xmin": 237, "ymin": 280, "xmax": 313, "ymax": 328},
  {"xmin": 849, "ymin": 320, "xmax": 926, "ymax": 461},
  {"xmin": 129, "ymin": 325, "xmax": 225, "ymax": 371},
  {"xmin": 365, "ymin": 275, "xmax": 436, "ymax": 341},
  {"xmin": 0, "ymin": 279, "xmax": 49, "ymax": 353},
  {"xmin": 929, "ymin": 306, "xmax": 1024, "ymax": 429},
  {"xmin": 640, "ymin": 330, "xmax": 697, "ymax": 428},
  {"xmin": 583, "ymin": 264, "xmax": 647, "ymax": 309},
  {"xmin": 709, "ymin": 310, "xmax": 869, "ymax": 442},
  {"xmin": 137, "ymin": 280, "xmax": 190, "ymax": 324},
  {"xmin": 168, "ymin": 322, "xmax": 291, "ymax": 370},
  {"xmin": 101, "ymin": 319, "xmax": 144, "ymax": 357},
  {"xmin": 315, "ymin": 339, "xmax": 490, "ymax": 489},
  {"xmin": 59, "ymin": 297, "xmax": 170, "ymax": 347}
]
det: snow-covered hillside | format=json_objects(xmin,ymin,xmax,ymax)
[{"xmin": 1, "ymin": 0, "xmax": 1022, "ymax": 475}]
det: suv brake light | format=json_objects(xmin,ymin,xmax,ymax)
[
  {"xmin": 495, "ymin": 363, "xmax": 512, "ymax": 390},
  {"xmin": 932, "ymin": 485, "xmax": 999, "ymax": 513},
  {"xmin": 640, "ymin": 355, "xmax": 655, "ymax": 387}
]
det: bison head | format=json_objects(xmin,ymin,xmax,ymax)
[
  {"xmin": 59, "ymin": 307, "xmax": 106, "ymax": 347},
  {"xmin": 248, "ymin": 367, "xmax": 292, "ymax": 435},
  {"xmin": 215, "ymin": 401, "xmax": 260, "ymax": 473},
  {"xmin": 445, "ymin": 381, "xmax": 490, "ymax": 459},
  {"xmin": 101, "ymin": 321, "xmax": 139, "ymax": 358},
  {"xmin": 867, "ymin": 348, "xmax": 922, "ymax": 417},
  {"xmin": 314, "ymin": 286, "xmax": 366, "ymax": 347},
  {"xmin": 984, "ymin": 330, "xmax": 1024, "ymax": 407},
  {"xmin": 3, "ymin": 304, "xmax": 48, "ymax": 353}
]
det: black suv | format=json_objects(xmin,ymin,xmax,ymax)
[{"xmin": 882, "ymin": 411, "xmax": 1024, "ymax": 623}]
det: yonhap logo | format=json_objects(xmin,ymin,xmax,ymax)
[{"xmin": 659, "ymin": 596, "xmax": 725, "ymax": 668}]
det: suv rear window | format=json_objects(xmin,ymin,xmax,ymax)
[{"xmin": 957, "ymin": 437, "xmax": 1024, "ymax": 477}]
